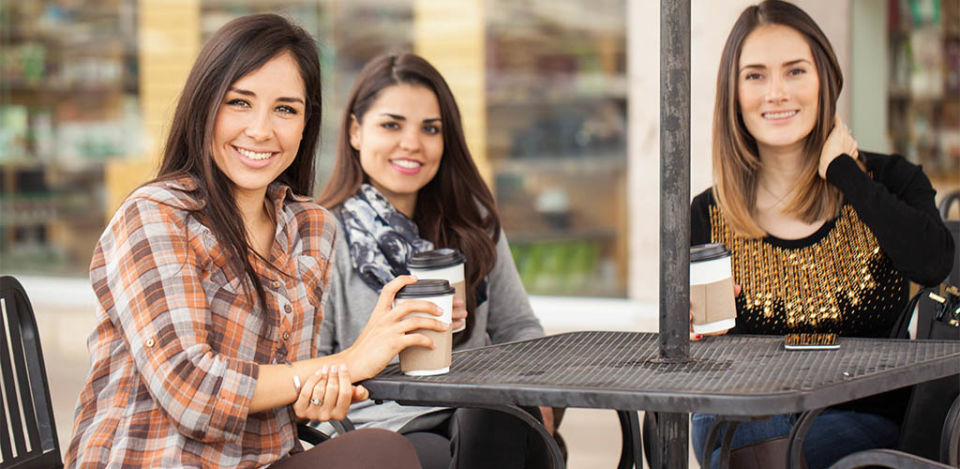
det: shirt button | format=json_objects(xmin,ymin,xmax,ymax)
[
  {"xmin": 282, "ymin": 332, "xmax": 290, "ymax": 341},
  {"xmin": 272, "ymin": 280, "xmax": 282, "ymax": 289},
  {"xmin": 284, "ymin": 304, "xmax": 292, "ymax": 314},
  {"xmin": 145, "ymin": 338, "xmax": 155, "ymax": 347}
]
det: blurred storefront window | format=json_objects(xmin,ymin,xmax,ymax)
[
  {"xmin": 886, "ymin": 0, "xmax": 959, "ymax": 183},
  {"xmin": 1, "ymin": 0, "xmax": 139, "ymax": 275},
  {"xmin": 1, "ymin": 0, "xmax": 630, "ymax": 297},
  {"xmin": 485, "ymin": 0, "xmax": 628, "ymax": 296}
]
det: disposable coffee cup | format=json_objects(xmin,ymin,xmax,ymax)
[
  {"xmin": 395, "ymin": 279, "xmax": 455, "ymax": 376},
  {"xmin": 408, "ymin": 248, "xmax": 466, "ymax": 333},
  {"xmin": 690, "ymin": 243, "xmax": 737, "ymax": 334}
]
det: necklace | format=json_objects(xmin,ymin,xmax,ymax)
[{"xmin": 757, "ymin": 181, "xmax": 793, "ymax": 208}]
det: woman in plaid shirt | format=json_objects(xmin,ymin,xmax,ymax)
[{"xmin": 65, "ymin": 14, "xmax": 439, "ymax": 468}]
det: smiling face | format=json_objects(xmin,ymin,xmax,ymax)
[
  {"xmin": 349, "ymin": 83, "xmax": 444, "ymax": 216},
  {"xmin": 211, "ymin": 51, "xmax": 306, "ymax": 199},
  {"xmin": 737, "ymin": 24, "xmax": 820, "ymax": 157}
]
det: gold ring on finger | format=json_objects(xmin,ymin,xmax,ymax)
[{"xmin": 310, "ymin": 397, "xmax": 322, "ymax": 406}]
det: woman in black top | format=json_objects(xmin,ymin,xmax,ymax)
[{"xmin": 690, "ymin": 2, "xmax": 954, "ymax": 468}]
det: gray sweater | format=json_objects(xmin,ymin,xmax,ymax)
[{"xmin": 318, "ymin": 218, "xmax": 544, "ymax": 431}]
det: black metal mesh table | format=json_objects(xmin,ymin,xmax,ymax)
[{"xmin": 363, "ymin": 331, "xmax": 960, "ymax": 467}]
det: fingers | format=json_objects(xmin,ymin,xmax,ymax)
[
  {"xmin": 399, "ymin": 318, "xmax": 450, "ymax": 338},
  {"xmin": 390, "ymin": 299, "xmax": 443, "ymax": 319},
  {"xmin": 292, "ymin": 366, "xmax": 326, "ymax": 419},
  {"xmin": 330, "ymin": 365, "xmax": 354, "ymax": 420},
  {"xmin": 835, "ymin": 116, "xmax": 857, "ymax": 151},
  {"xmin": 398, "ymin": 331, "xmax": 438, "ymax": 350},
  {"xmin": 734, "ymin": 284, "xmax": 742, "ymax": 296},
  {"xmin": 375, "ymin": 275, "xmax": 418, "ymax": 312},
  {"xmin": 292, "ymin": 365, "xmax": 356, "ymax": 422},
  {"xmin": 296, "ymin": 364, "xmax": 364, "ymax": 422},
  {"xmin": 452, "ymin": 304, "xmax": 468, "ymax": 330},
  {"xmin": 312, "ymin": 364, "xmax": 341, "ymax": 421},
  {"xmin": 691, "ymin": 329, "xmax": 729, "ymax": 341},
  {"xmin": 310, "ymin": 366, "xmax": 329, "ymax": 409},
  {"xmin": 539, "ymin": 406, "xmax": 555, "ymax": 436},
  {"xmin": 352, "ymin": 384, "xmax": 369, "ymax": 403}
]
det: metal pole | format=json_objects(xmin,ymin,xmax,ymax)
[
  {"xmin": 658, "ymin": 0, "xmax": 691, "ymax": 467},
  {"xmin": 656, "ymin": 413, "xmax": 689, "ymax": 469},
  {"xmin": 659, "ymin": 0, "xmax": 691, "ymax": 363}
]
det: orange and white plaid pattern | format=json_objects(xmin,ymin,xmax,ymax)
[{"xmin": 65, "ymin": 176, "xmax": 335, "ymax": 468}]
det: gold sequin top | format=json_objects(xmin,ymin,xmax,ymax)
[{"xmin": 703, "ymin": 202, "xmax": 907, "ymax": 337}]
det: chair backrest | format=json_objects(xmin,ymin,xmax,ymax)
[
  {"xmin": 897, "ymin": 191, "xmax": 960, "ymax": 461},
  {"xmin": 0, "ymin": 276, "xmax": 62, "ymax": 468}
]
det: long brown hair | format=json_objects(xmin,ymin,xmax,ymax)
[
  {"xmin": 152, "ymin": 14, "xmax": 322, "ymax": 309},
  {"xmin": 712, "ymin": 0, "xmax": 844, "ymax": 237},
  {"xmin": 318, "ymin": 53, "xmax": 500, "ymax": 342}
]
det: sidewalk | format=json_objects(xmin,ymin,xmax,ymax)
[{"xmin": 24, "ymin": 276, "xmax": 699, "ymax": 468}]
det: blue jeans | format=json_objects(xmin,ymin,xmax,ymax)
[{"xmin": 691, "ymin": 410, "xmax": 899, "ymax": 469}]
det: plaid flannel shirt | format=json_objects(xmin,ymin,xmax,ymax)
[{"xmin": 65, "ymin": 176, "xmax": 335, "ymax": 468}]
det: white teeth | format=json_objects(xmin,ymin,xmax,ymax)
[
  {"xmin": 236, "ymin": 147, "xmax": 273, "ymax": 160},
  {"xmin": 763, "ymin": 110, "xmax": 798, "ymax": 119},
  {"xmin": 391, "ymin": 159, "xmax": 422, "ymax": 169}
]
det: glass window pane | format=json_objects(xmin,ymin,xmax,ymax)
[{"xmin": 486, "ymin": 0, "xmax": 627, "ymax": 297}]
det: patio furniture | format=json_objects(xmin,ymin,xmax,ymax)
[
  {"xmin": 1, "ymin": 276, "xmax": 62, "ymax": 469},
  {"xmin": 362, "ymin": 331, "xmax": 960, "ymax": 469}
]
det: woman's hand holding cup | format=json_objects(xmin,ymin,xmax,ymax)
[
  {"xmin": 343, "ymin": 276, "xmax": 449, "ymax": 381},
  {"xmin": 690, "ymin": 284, "xmax": 741, "ymax": 342}
]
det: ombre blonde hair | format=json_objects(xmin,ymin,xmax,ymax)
[{"xmin": 713, "ymin": 0, "xmax": 845, "ymax": 238}]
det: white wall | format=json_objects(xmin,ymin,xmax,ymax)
[
  {"xmin": 849, "ymin": 0, "xmax": 890, "ymax": 153},
  {"xmin": 627, "ymin": 0, "xmax": 852, "ymax": 303}
]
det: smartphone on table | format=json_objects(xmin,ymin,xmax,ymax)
[{"xmin": 783, "ymin": 333, "xmax": 839, "ymax": 350}]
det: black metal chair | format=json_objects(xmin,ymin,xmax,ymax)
[
  {"xmin": 297, "ymin": 419, "xmax": 356, "ymax": 446},
  {"xmin": 1, "ymin": 276, "xmax": 62, "ymax": 469}
]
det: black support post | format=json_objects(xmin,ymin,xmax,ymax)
[
  {"xmin": 658, "ymin": 0, "xmax": 691, "ymax": 467},
  {"xmin": 659, "ymin": 0, "xmax": 691, "ymax": 365}
]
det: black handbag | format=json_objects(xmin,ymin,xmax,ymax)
[{"xmin": 896, "ymin": 191, "xmax": 960, "ymax": 461}]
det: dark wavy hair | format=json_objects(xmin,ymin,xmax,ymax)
[
  {"xmin": 152, "ymin": 14, "xmax": 322, "ymax": 309},
  {"xmin": 318, "ymin": 53, "xmax": 500, "ymax": 343},
  {"xmin": 713, "ymin": 0, "xmax": 844, "ymax": 237}
]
